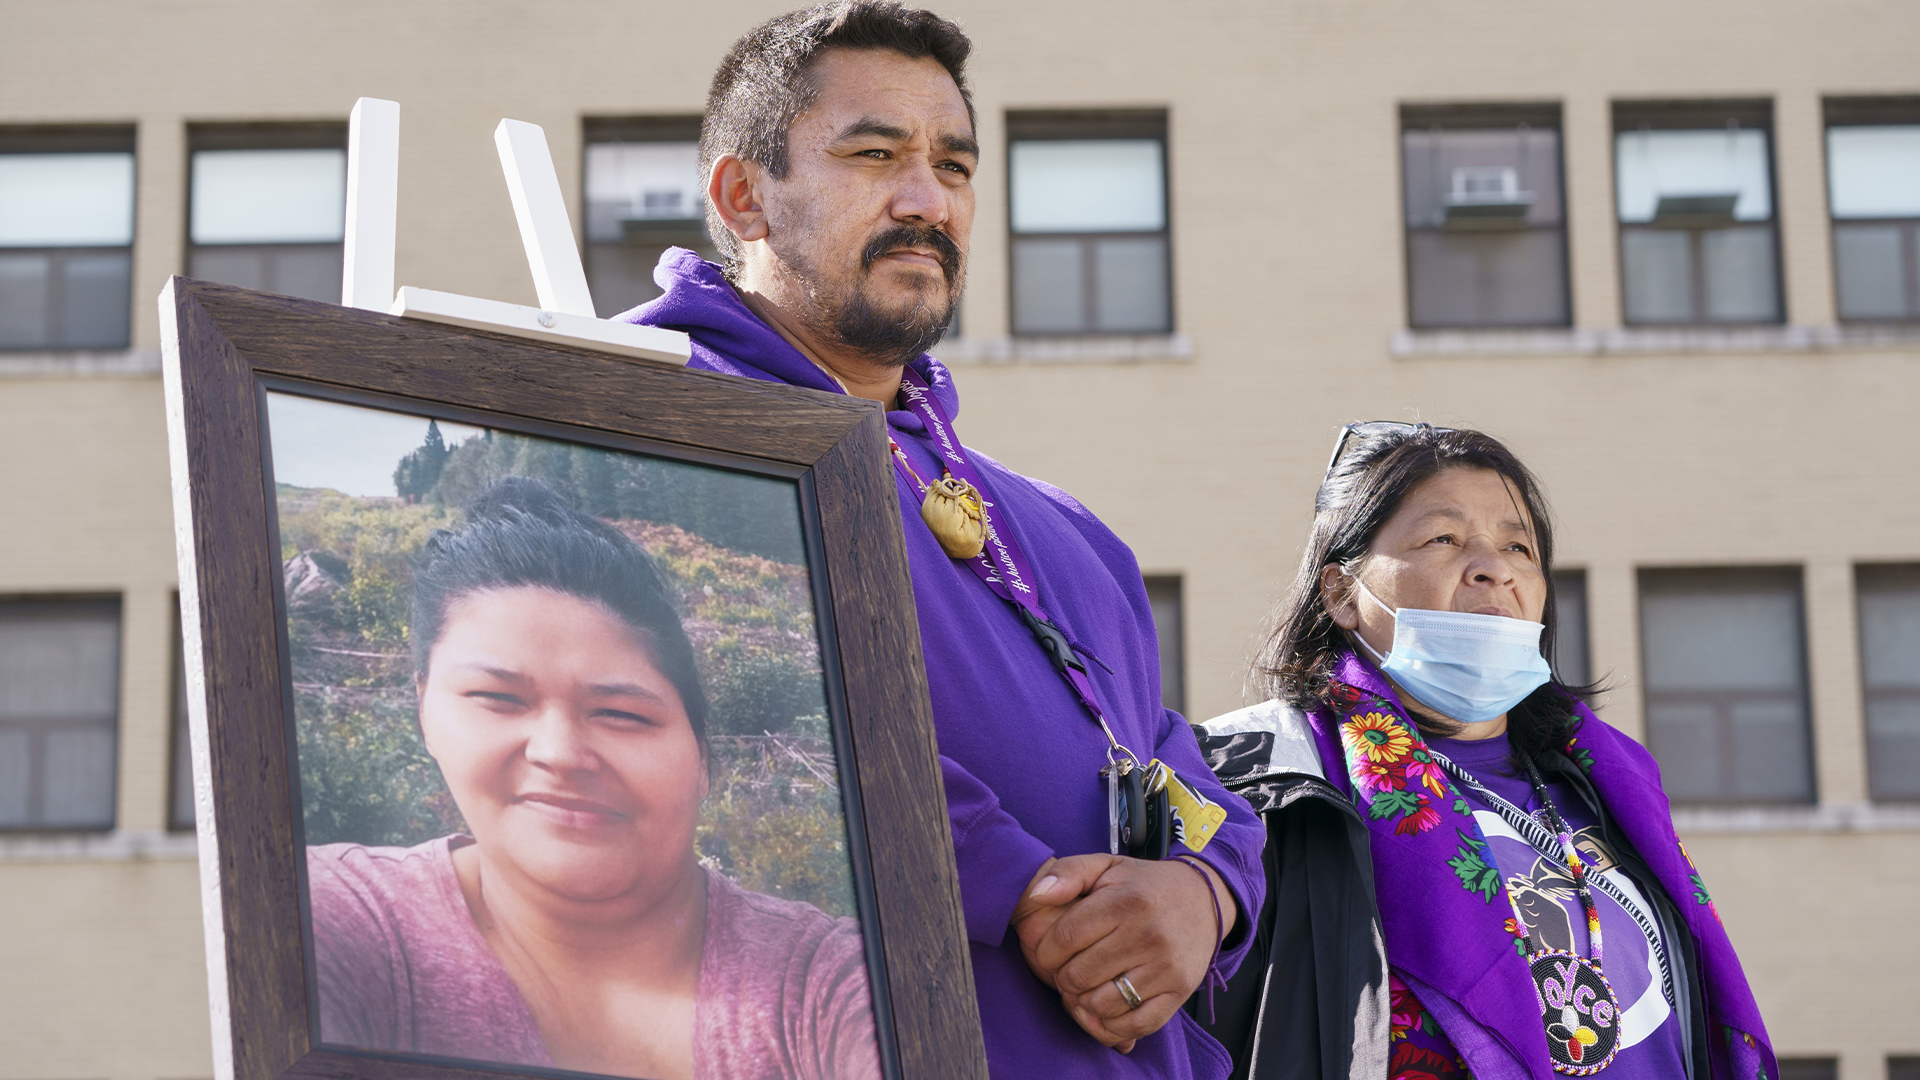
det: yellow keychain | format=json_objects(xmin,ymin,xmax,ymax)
[{"xmin": 1150, "ymin": 758, "xmax": 1229, "ymax": 853}]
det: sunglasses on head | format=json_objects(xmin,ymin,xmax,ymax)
[{"xmin": 1323, "ymin": 421, "xmax": 1456, "ymax": 481}]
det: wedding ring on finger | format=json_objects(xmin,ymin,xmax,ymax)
[{"xmin": 1113, "ymin": 973, "xmax": 1144, "ymax": 1011}]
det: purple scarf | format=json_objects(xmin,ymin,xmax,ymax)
[{"xmin": 1305, "ymin": 652, "xmax": 1775, "ymax": 1080}]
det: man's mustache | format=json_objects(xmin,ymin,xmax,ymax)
[{"xmin": 862, "ymin": 225, "xmax": 963, "ymax": 284}]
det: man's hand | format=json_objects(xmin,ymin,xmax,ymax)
[{"xmin": 1009, "ymin": 853, "xmax": 1234, "ymax": 1053}]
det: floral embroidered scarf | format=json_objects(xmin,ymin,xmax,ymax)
[{"xmin": 1307, "ymin": 652, "xmax": 1775, "ymax": 1080}]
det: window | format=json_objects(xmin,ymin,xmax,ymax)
[
  {"xmin": 169, "ymin": 602, "xmax": 194, "ymax": 830},
  {"xmin": 1889, "ymin": 1056, "xmax": 1920, "ymax": 1080},
  {"xmin": 582, "ymin": 117, "xmax": 714, "ymax": 317},
  {"xmin": 1639, "ymin": 568, "xmax": 1813, "ymax": 804},
  {"xmin": 1401, "ymin": 104, "xmax": 1569, "ymax": 329},
  {"xmin": 0, "ymin": 125, "xmax": 135, "ymax": 350},
  {"xmin": 0, "ymin": 598, "xmax": 121, "ymax": 830},
  {"xmin": 187, "ymin": 123, "xmax": 347, "ymax": 303},
  {"xmin": 1615, "ymin": 101, "xmax": 1782, "ymax": 325},
  {"xmin": 1007, "ymin": 110, "xmax": 1170, "ymax": 335},
  {"xmin": 1143, "ymin": 576, "xmax": 1185, "ymax": 715},
  {"xmin": 1553, "ymin": 569, "xmax": 1590, "ymax": 687},
  {"xmin": 1858, "ymin": 564, "xmax": 1920, "ymax": 801},
  {"xmin": 1775, "ymin": 1060, "xmax": 1837, "ymax": 1080},
  {"xmin": 1825, "ymin": 98, "xmax": 1920, "ymax": 322}
]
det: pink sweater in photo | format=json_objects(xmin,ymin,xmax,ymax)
[{"xmin": 306, "ymin": 837, "xmax": 880, "ymax": 1080}]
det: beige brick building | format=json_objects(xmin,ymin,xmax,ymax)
[{"xmin": 3, "ymin": 1, "xmax": 1917, "ymax": 1078}]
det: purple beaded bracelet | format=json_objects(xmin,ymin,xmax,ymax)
[{"xmin": 1171, "ymin": 854, "xmax": 1229, "ymax": 1021}]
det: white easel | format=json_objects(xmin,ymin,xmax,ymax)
[{"xmin": 339, "ymin": 97, "xmax": 691, "ymax": 365}]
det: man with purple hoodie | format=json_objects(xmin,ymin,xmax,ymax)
[{"xmin": 620, "ymin": 4, "xmax": 1265, "ymax": 1077}]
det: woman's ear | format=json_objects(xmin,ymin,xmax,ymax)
[
  {"xmin": 707, "ymin": 154, "xmax": 769, "ymax": 245},
  {"xmin": 1321, "ymin": 564, "xmax": 1361, "ymax": 631}
]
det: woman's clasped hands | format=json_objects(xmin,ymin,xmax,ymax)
[{"xmin": 1009, "ymin": 853, "xmax": 1235, "ymax": 1054}]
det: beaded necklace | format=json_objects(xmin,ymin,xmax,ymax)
[{"xmin": 1430, "ymin": 747, "xmax": 1625, "ymax": 1075}]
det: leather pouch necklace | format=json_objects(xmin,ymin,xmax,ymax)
[
  {"xmin": 886, "ymin": 368, "xmax": 1227, "ymax": 859},
  {"xmin": 1428, "ymin": 748, "xmax": 1627, "ymax": 1075}
]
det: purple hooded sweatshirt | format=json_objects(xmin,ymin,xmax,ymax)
[{"xmin": 624, "ymin": 249, "xmax": 1265, "ymax": 1079}]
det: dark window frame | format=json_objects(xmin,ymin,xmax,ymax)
[
  {"xmin": 579, "ymin": 115, "xmax": 713, "ymax": 318},
  {"xmin": 1005, "ymin": 108, "xmax": 1175, "ymax": 337},
  {"xmin": 1612, "ymin": 99, "xmax": 1786, "ymax": 328},
  {"xmin": 1399, "ymin": 102, "xmax": 1573, "ymax": 331},
  {"xmin": 184, "ymin": 120, "xmax": 348, "ymax": 304},
  {"xmin": 168, "ymin": 592, "xmax": 195, "ymax": 831},
  {"xmin": 1637, "ymin": 566, "xmax": 1816, "ymax": 807},
  {"xmin": 1552, "ymin": 567, "xmax": 1591, "ymax": 688},
  {"xmin": 0, "ymin": 593, "xmax": 124, "ymax": 833},
  {"xmin": 0, "ymin": 124, "xmax": 138, "ymax": 352},
  {"xmin": 1142, "ymin": 575, "xmax": 1185, "ymax": 715},
  {"xmin": 1823, "ymin": 97, "xmax": 1920, "ymax": 324},
  {"xmin": 1855, "ymin": 562, "xmax": 1920, "ymax": 803}
]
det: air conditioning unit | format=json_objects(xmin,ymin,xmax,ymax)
[
  {"xmin": 1443, "ymin": 165, "xmax": 1535, "ymax": 230},
  {"xmin": 1651, "ymin": 193, "xmax": 1740, "ymax": 228}
]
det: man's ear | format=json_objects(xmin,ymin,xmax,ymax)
[
  {"xmin": 1321, "ymin": 564, "xmax": 1360, "ymax": 631},
  {"xmin": 708, "ymin": 153, "xmax": 770, "ymax": 245}
]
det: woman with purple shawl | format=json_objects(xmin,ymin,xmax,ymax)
[{"xmin": 1197, "ymin": 424, "xmax": 1774, "ymax": 1080}]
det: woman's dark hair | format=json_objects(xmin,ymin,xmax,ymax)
[
  {"xmin": 410, "ymin": 477, "xmax": 711, "ymax": 749},
  {"xmin": 1254, "ymin": 425, "xmax": 1593, "ymax": 762},
  {"xmin": 699, "ymin": 1, "xmax": 975, "ymax": 271}
]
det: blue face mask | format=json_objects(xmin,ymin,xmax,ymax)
[{"xmin": 1349, "ymin": 578, "xmax": 1553, "ymax": 725}]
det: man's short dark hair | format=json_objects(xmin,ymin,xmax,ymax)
[{"xmin": 700, "ymin": 1, "xmax": 975, "ymax": 268}]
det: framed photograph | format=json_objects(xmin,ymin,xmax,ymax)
[{"xmin": 161, "ymin": 278, "xmax": 983, "ymax": 1080}]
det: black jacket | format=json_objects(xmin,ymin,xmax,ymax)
[{"xmin": 1184, "ymin": 700, "xmax": 1391, "ymax": 1080}]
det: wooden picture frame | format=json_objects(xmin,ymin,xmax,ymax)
[{"xmin": 160, "ymin": 278, "xmax": 984, "ymax": 1080}]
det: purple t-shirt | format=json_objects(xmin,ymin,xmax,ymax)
[
  {"xmin": 307, "ymin": 836, "xmax": 880, "ymax": 1080},
  {"xmin": 1399, "ymin": 733, "xmax": 1686, "ymax": 1079}
]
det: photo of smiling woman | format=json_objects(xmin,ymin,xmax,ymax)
[{"xmin": 302, "ymin": 476, "xmax": 880, "ymax": 1080}]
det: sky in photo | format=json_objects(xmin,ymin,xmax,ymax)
[{"xmin": 266, "ymin": 393, "xmax": 485, "ymax": 498}]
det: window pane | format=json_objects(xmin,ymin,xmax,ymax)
[
  {"xmin": 1860, "ymin": 567, "xmax": 1920, "ymax": 800},
  {"xmin": 171, "ymin": 631, "xmax": 194, "ymax": 829},
  {"xmin": 1645, "ymin": 701, "xmax": 1724, "ymax": 802},
  {"xmin": 584, "ymin": 142, "xmax": 704, "ymax": 243},
  {"xmin": 1726, "ymin": 698, "xmax": 1813, "ymax": 800},
  {"xmin": 1094, "ymin": 236, "xmax": 1169, "ymax": 332},
  {"xmin": 1642, "ymin": 587, "xmax": 1802, "ymax": 692},
  {"xmin": 0, "ymin": 606, "xmax": 121, "ymax": 718},
  {"xmin": 1144, "ymin": 577, "xmax": 1185, "ymax": 715},
  {"xmin": 1616, "ymin": 129, "xmax": 1773, "ymax": 224},
  {"xmin": 0, "ymin": 153, "xmax": 135, "ymax": 247},
  {"xmin": 1407, "ymin": 229, "xmax": 1568, "ymax": 327},
  {"xmin": 1827, "ymin": 126, "xmax": 1920, "ymax": 219},
  {"xmin": 1865, "ymin": 697, "xmax": 1920, "ymax": 800},
  {"xmin": 0, "ymin": 253, "xmax": 51, "ymax": 348},
  {"xmin": 1891, "ymin": 1056, "xmax": 1920, "ymax": 1080},
  {"xmin": 187, "ymin": 245, "xmax": 269, "ymax": 292},
  {"xmin": 0, "ymin": 600, "xmax": 120, "ymax": 829},
  {"xmin": 268, "ymin": 245, "xmax": 345, "ymax": 304},
  {"xmin": 1775, "ymin": 1059, "xmax": 1837, "ymax": 1080},
  {"xmin": 1011, "ymin": 236, "xmax": 1086, "ymax": 333},
  {"xmin": 1621, "ymin": 228, "xmax": 1696, "ymax": 323},
  {"xmin": 586, "ymin": 227, "xmax": 712, "ymax": 317},
  {"xmin": 0, "ymin": 729, "xmax": 29, "ymax": 825},
  {"xmin": 1700, "ymin": 225, "xmax": 1779, "ymax": 322},
  {"xmin": 41, "ymin": 725, "xmax": 115, "ymax": 827},
  {"xmin": 1553, "ymin": 570, "xmax": 1589, "ymax": 687},
  {"xmin": 1401, "ymin": 128, "xmax": 1563, "ymax": 229},
  {"xmin": 1010, "ymin": 140, "xmax": 1165, "ymax": 233},
  {"xmin": 1640, "ymin": 571, "xmax": 1811, "ymax": 804},
  {"xmin": 58, "ymin": 251, "xmax": 133, "ymax": 347},
  {"xmin": 190, "ymin": 148, "xmax": 347, "ymax": 244},
  {"xmin": 1833, "ymin": 223, "xmax": 1912, "ymax": 320}
]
